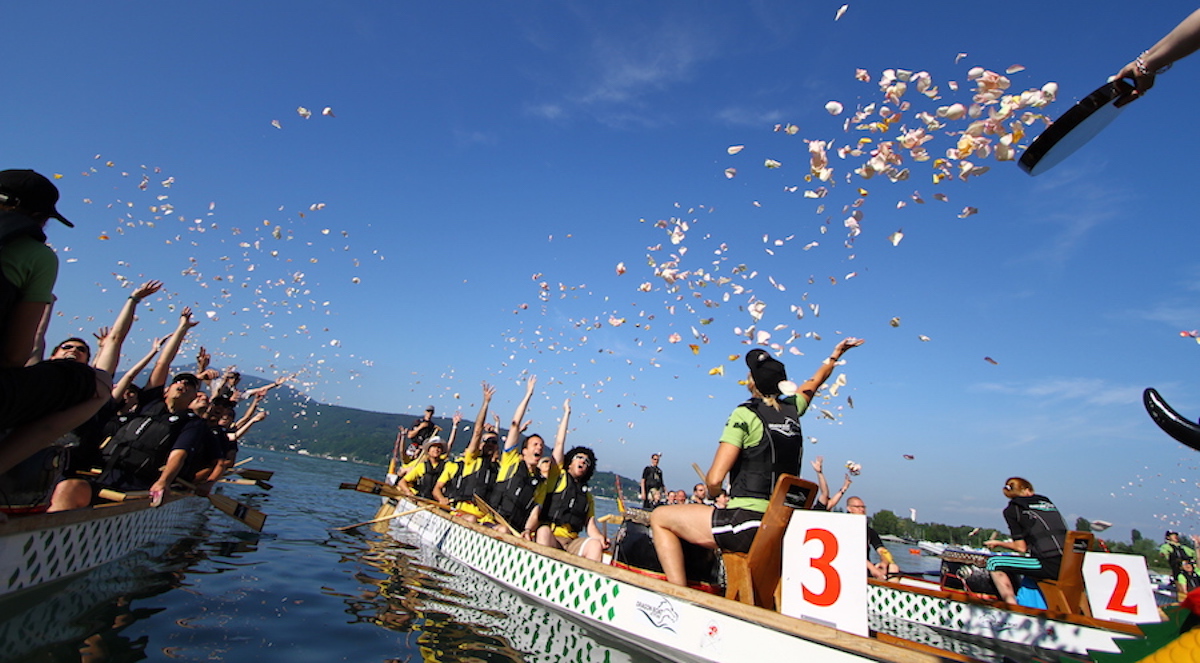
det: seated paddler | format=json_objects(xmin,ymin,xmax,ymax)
[
  {"xmin": 650, "ymin": 337, "xmax": 864, "ymax": 586},
  {"xmin": 434, "ymin": 381, "xmax": 499, "ymax": 523}
]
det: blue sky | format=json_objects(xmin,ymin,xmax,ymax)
[{"xmin": 9, "ymin": 1, "xmax": 1200, "ymax": 538}]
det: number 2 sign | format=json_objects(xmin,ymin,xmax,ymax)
[
  {"xmin": 1081, "ymin": 552, "xmax": 1158, "ymax": 623},
  {"xmin": 780, "ymin": 510, "xmax": 868, "ymax": 636}
]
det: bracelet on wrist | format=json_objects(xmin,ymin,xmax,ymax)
[{"xmin": 1135, "ymin": 51, "xmax": 1172, "ymax": 76}]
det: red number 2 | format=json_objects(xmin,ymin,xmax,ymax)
[
  {"xmin": 1099, "ymin": 563, "xmax": 1138, "ymax": 614},
  {"xmin": 802, "ymin": 528, "xmax": 842, "ymax": 607}
]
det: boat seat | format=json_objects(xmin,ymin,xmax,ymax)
[
  {"xmin": 1036, "ymin": 530, "xmax": 1094, "ymax": 616},
  {"xmin": 723, "ymin": 474, "xmax": 818, "ymax": 611}
]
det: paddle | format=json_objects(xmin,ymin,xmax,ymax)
[
  {"xmin": 349, "ymin": 476, "xmax": 407, "ymax": 500},
  {"xmin": 1019, "ymin": 78, "xmax": 1136, "ymax": 176},
  {"xmin": 233, "ymin": 456, "xmax": 254, "ymax": 468},
  {"xmin": 220, "ymin": 477, "xmax": 274, "ymax": 490},
  {"xmin": 473, "ymin": 495, "xmax": 519, "ymax": 536},
  {"xmin": 332, "ymin": 504, "xmax": 435, "ymax": 531},
  {"xmin": 235, "ymin": 468, "xmax": 274, "ymax": 481},
  {"xmin": 692, "ymin": 462, "xmax": 706, "ymax": 482},
  {"xmin": 613, "ymin": 475, "xmax": 627, "ymax": 514},
  {"xmin": 179, "ymin": 479, "xmax": 268, "ymax": 531},
  {"xmin": 208, "ymin": 492, "xmax": 268, "ymax": 531}
]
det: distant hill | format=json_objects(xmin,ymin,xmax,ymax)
[{"xmin": 223, "ymin": 373, "xmax": 639, "ymax": 500}]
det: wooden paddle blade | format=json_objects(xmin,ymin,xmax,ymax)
[
  {"xmin": 1144, "ymin": 388, "xmax": 1200, "ymax": 451},
  {"xmin": 338, "ymin": 482, "xmax": 357, "ymax": 490},
  {"xmin": 255, "ymin": 480, "xmax": 274, "ymax": 491},
  {"xmin": 208, "ymin": 493, "xmax": 267, "ymax": 531},
  {"xmin": 353, "ymin": 476, "xmax": 406, "ymax": 499},
  {"xmin": 237, "ymin": 469, "xmax": 274, "ymax": 481}
]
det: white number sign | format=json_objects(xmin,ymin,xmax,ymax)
[
  {"xmin": 1082, "ymin": 552, "xmax": 1159, "ymax": 623},
  {"xmin": 779, "ymin": 510, "xmax": 868, "ymax": 636}
]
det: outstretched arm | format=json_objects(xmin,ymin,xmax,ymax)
[
  {"xmin": 504, "ymin": 376, "xmax": 537, "ymax": 452},
  {"xmin": 95, "ymin": 280, "xmax": 164, "ymax": 375},
  {"xmin": 826, "ymin": 473, "xmax": 853, "ymax": 511},
  {"xmin": 148, "ymin": 306, "xmax": 198, "ymax": 388},
  {"xmin": 464, "ymin": 382, "xmax": 495, "ymax": 457},
  {"xmin": 1117, "ymin": 10, "xmax": 1200, "ymax": 95},
  {"xmin": 798, "ymin": 337, "xmax": 864, "ymax": 403},
  {"xmin": 552, "ymin": 398, "xmax": 571, "ymax": 468},
  {"xmin": 445, "ymin": 411, "xmax": 462, "ymax": 456},
  {"xmin": 111, "ymin": 336, "xmax": 164, "ymax": 400},
  {"xmin": 810, "ymin": 456, "xmax": 831, "ymax": 505}
]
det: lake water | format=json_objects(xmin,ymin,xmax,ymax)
[
  {"xmin": 0, "ymin": 449, "xmax": 652, "ymax": 663},
  {"xmin": 0, "ymin": 450, "xmax": 953, "ymax": 663}
]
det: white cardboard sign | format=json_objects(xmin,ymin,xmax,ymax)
[
  {"xmin": 1081, "ymin": 552, "xmax": 1159, "ymax": 623},
  {"xmin": 780, "ymin": 510, "xmax": 868, "ymax": 636}
]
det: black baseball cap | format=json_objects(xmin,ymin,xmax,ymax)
[
  {"xmin": 0, "ymin": 170, "xmax": 73, "ymax": 227},
  {"xmin": 745, "ymin": 349, "xmax": 788, "ymax": 396}
]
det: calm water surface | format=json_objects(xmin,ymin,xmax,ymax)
[{"xmin": 0, "ymin": 449, "xmax": 649, "ymax": 663}]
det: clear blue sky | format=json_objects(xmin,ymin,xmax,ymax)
[{"xmin": 8, "ymin": 1, "xmax": 1200, "ymax": 538}]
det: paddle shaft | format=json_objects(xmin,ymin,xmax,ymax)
[{"xmin": 334, "ymin": 504, "xmax": 434, "ymax": 531}]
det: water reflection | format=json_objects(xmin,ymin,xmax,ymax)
[{"xmin": 344, "ymin": 528, "xmax": 650, "ymax": 663}]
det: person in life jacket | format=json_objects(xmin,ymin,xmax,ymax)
[
  {"xmin": 0, "ymin": 170, "xmax": 114, "ymax": 477},
  {"xmin": 399, "ymin": 413, "xmax": 459, "ymax": 500},
  {"xmin": 1162, "ymin": 530, "xmax": 1198, "ymax": 579},
  {"xmin": 484, "ymin": 376, "xmax": 557, "ymax": 536},
  {"xmin": 533, "ymin": 425, "xmax": 607, "ymax": 561},
  {"xmin": 434, "ymin": 382, "xmax": 498, "ymax": 522},
  {"xmin": 984, "ymin": 477, "xmax": 1069, "ymax": 604},
  {"xmin": 650, "ymin": 337, "xmax": 865, "ymax": 587}
]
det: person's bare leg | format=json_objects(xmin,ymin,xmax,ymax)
[
  {"xmin": 535, "ymin": 525, "xmax": 562, "ymax": 549},
  {"xmin": 990, "ymin": 571, "xmax": 1017, "ymax": 603},
  {"xmin": 650, "ymin": 504, "xmax": 717, "ymax": 586},
  {"xmin": 48, "ymin": 478, "xmax": 92, "ymax": 512}
]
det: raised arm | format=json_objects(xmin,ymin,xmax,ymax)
[
  {"xmin": 234, "ymin": 391, "xmax": 264, "ymax": 430},
  {"xmin": 94, "ymin": 280, "xmax": 163, "ymax": 375},
  {"xmin": 445, "ymin": 411, "xmax": 462, "ymax": 456},
  {"xmin": 149, "ymin": 306, "xmax": 198, "ymax": 388},
  {"xmin": 810, "ymin": 456, "xmax": 832, "ymax": 505},
  {"xmin": 826, "ymin": 473, "xmax": 853, "ymax": 511},
  {"xmin": 232, "ymin": 410, "xmax": 267, "ymax": 441},
  {"xmin": 1117, "ymin": 10, "xmax": 1200, "ymax": 95},
  {"xmin": 552, "ymin": 398, "xmax": 571, "ymax": 468},
  {"xmin": 504, "ymin": 376, "xmax": 537, "ymax": 452},
  {"xmin": 111, "ymin": 336, "xmax": 164, "ymax": 400},
  {"xmin": 798, "ymin": 337, "xmax": 864, "ymax": 403},
  {"xmin": 464, "ymin": 382, "xmax": 495, "ymax": 457}
]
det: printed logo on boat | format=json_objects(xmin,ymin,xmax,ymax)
[{"xmin": 635, "ymin": 599, "xmax": 679, "ymax": 632}]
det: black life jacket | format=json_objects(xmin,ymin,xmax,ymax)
[
  {"xmin": 439, "ymin": 459, "xmax": 462, "ymax": 502},
  {"xmin": 100, "ymin": 410, "xmax": 199, "ymax": 487},
  {"xmin": 728, "ymin": 397, "xmax": 804, "ymax": 501},
  {"xmin": 493, "ymin": 458, "xmax": 543, "ymax": 527},
  {"xmin": 416, "ymin": 458, "xmax": 445, "ymax": 500},
  {"xmin": 1008, "ymin": 494, "xmax": 1068, "ymax": 562},
  {"xmin": 544, "ymin": 473, "xmax": 590, "ymax": 534},
  {"xmin": 0, "ymin": 210, "xmax": 47, "ymax": 349},
  {"xmin": 452, "ymin": 455, "xmax": 499, "ymax": 505}
]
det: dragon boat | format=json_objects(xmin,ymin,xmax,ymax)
[
  {"xmin": 0, "ymin": 493, "xmax": 207, "ymax": 600},
  {"xmin": 349, "ymin": 475, "xmax": 1195, "ymax": 662}
]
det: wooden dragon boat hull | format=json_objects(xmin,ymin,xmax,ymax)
[
  {"xmin": 378, "ymin": 494, "xmax": 969, "ymax": 663},
  {"xmin": 0, "ymin": 494, "xmax": 206, "ymax": 599}
]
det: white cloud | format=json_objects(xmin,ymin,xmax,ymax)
[{"xmin": 972, "ymin": 376, "xmax": 1141, "ymax": 407}]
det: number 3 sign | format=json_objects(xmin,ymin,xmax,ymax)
[
  {"xmin": 779, "ymin": 510, "xmax": 868, "ymax": 636},
  {"xmin": 1081, "ymin": 552, "xmax": 1158, "ymax": 623}
]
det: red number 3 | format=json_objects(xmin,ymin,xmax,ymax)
[
  {"xmin": 1099, "ymin": 563, "xmax": 1138, "ymax": 614},
  {"xmin": 802, "ymin": 528, "xmax": 842, "ymax": 607}
]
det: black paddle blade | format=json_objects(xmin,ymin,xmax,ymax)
[{"xmin": 1144, "ymin": 388, "xmax": 1200, "ymax": 452}]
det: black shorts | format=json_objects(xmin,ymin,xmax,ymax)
[
  {"xmin": 0, "ymin": 360, "xmax": 98, "ymax": 429},
  {"xmin": 711, "ymin": 507, "xmax": 763, "ymax": 554}
]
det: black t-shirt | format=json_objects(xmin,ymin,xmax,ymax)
[{"xmin": 642, "ymin": 465, "xmax": 664, "ymax": 490}]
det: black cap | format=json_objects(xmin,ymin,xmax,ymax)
[
  {"xmin": 745, "ymin": 349, "xmax": 788, "ymax": 396},
  {"xmin": 0, "ymin": 170, "xmax": 73, "ymax": 227},
  {"xmin": 171, "ymin": 372, "xmax": 200, "ymax": 388}
]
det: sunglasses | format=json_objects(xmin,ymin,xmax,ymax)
[
  {"xmin": 1004, "ymin": 484, "xmax": 1014, "ymax": 491},
  {"xmin": 572, "ymin": 454, "xmax": 592, "ymax": 467},
  {"xmin": 58, "ymin": 343, "xmax": 88, "ymax": 352}
]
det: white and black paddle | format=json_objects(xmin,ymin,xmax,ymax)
[{"xmin": 1019, "ymin": 78, "xmax": 1137, "ymax": 176}]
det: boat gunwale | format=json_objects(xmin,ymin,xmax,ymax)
[
  {"xmin": 869, "ymin": 573, "xmax": 1146, "ymax": 635},
  {"xmin": 0, "ymin": 493, "xmax": 198, "ymax": 536}
]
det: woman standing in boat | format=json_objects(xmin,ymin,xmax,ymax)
[{"xmin": 651, "ymin": 338, "xmax": 864, "ymax": 586}]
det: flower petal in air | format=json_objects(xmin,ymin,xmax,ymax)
[
  {"xmin": 835, "ymin": 4, "xmax": 848, "ymax": 20},
  {"xmin": 724, "ymin": 168, "xmax": 737, "ymax": 179},
  {"xmin": 1005, "ymin": 64, "xmax": 1026, "ymax": 74},
  {"xmin": 825, "ymin": 101, "xmax": 844, "ymax": 115},
  {"xmin": 728, "ymin": 145, "xmax": 744, "ymax": 155}
]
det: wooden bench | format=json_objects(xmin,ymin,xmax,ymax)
[
  {"xmin": 1037, "ymin": 530, "xmax": 1094, "ymax": 616},
  {"xmin": 723, "ymin": 474, "xmax": 818, "ymax": 610}
]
